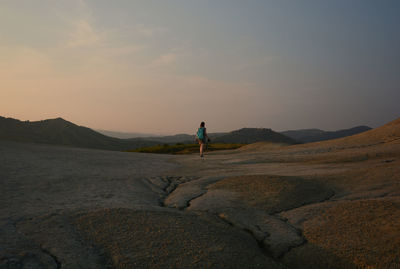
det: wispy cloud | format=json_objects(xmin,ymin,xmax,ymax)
[
  {"xmin": 149, "ymin": 53, "xmax": 178, "ymax": 68},
  {"xmin": 0, "ymin": 46, "xmax": 53, "ymax": 79},
  {"xmin": 136, "ymin": 24, "xmax": 169, "ymax": 38},
  {"xmin": 104, "ymin": 44, "xmax": 144, "ymax": 56},
  {"xmin": 66, "ymin": 19, "xmax": 103, "ymax": 48}
]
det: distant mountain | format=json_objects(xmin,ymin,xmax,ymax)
[
  {"xmin": 281, "ymin": 126, "xmax": 372, "ymax": 143},
  {"xmin": 6, "ymin": 116, "xmax": 373, "ymax": 151},
  {"xmin": 142, "ymin": 134, "xmax": 195, "ymax": 144},
  {"xmin": 96, "ymin": 129, "xmax": 160, "ymax": 139},
  {"xmin": 141, "ymin": 132, "xmax": 229, "ymax": 144},
  {"xmin": 280, "ymin": 129, "xmax": 325, "ymax": 142},
  {"xmin": 331, "ymin": 118, "xmax": 399, "ymax": 145},
  {"xmin": 0, "ymin": 116, "xmax": 159, "ymax": 151},
  {"xmin": 282, "ymin": 117, "xmax": 399, "ymax": 149},
  {"xmin": 208, "ymin": 132, "xmax": 230, "ymax": 139},
  {"xmin": 213, "ymin": 128, "xmax": 298, "ymax": 144}
]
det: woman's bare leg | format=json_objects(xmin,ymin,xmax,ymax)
[{"xmin": 200, "ymin": 143, "xmax": 204, "ymax": 157}]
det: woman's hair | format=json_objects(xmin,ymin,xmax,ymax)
[{"xmin": 200, "ymin": 121, "xmax": 205, "ymax": 127}]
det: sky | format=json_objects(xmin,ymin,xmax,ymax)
[{"xmin": 1, "ymin": 0, "xmax": 399, "ymax": 134}]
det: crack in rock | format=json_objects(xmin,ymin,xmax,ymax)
[
  {"xmin": 9, "ymin": 214, "xmax": 115, "ymax": 269},
  {"xmin": 40, "ymin": 247, "xmax": 61, "ymax": 269},
  {"xmin": 1, "ymin": 218, "xmax": 59, "ymax": 269},
  {"xmin": 143, "ymin": 176, "xmax": 200, "ymax": 207},
  {"xmin": 162, "ymin": 176, "xmax": 224, "ymax": 210},
  {"xmin": 216, "ymin": 216, "xmax": 278, "ymax": 260},
  {"xmin": 216, "ymin": 208, "xmax": 305, "ymax": 259},
  {"xmin": 142, "ymin": 175, "xmax": 340, "ymax": 260}
]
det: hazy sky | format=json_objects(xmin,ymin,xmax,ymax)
[{"xmin": 1, "ymin": 0, "xmax": 399, "ymax": 134}]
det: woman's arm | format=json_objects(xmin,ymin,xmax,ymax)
[{"xmin": 204, "ymin": 128, "xmax": 210, "ymax": 141}]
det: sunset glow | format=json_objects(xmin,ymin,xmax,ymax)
[{"xmin": 1, "ymin": 1, "xmax": 399, "ymax": 134}]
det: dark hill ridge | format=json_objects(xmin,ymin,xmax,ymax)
[
  {"xmin": 0, "ymin": 117, "xmax": 297, "ymax": 150},
  {"xmin": 0, "ymin": 116, "xmax": 373, "ymax": 150},
  {"xmin": 281, "ymin": 126, "xmax": 372, "ymax": 143},
  {"xmin": 0, "ymin": 116, "xmax": 159, "ymax": 151},
  {"xmin": 280, "ymin": 129, "xmax": 325, "ymax": 142},
  {"xmin": 96, "ymin": 129, "xmax": 160, "ymax": 139},
  {"xmin": 213, "ymin": 128, "xmax": 298, "ymax": 144},
  {"xmin": 141, "ymin": 132, "xmax": 229, "ymax": 144},
  {"xmin": 144, "ymin": 134, "xmax": 195, "ymax": 144}
]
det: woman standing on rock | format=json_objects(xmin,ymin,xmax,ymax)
[{"xmin": 196, "ymin": 121, "xmax": 209, "ymax": 157}]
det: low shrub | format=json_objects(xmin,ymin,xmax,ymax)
[{"xmin": 128, "ymin": 143, "xmax": 245, "ymax": 154}]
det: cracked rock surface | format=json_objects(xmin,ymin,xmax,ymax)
[{"xmin": 1, "ymin": 118, "xmax": 400, "ymax": 268}]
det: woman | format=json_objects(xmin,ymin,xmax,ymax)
[{"xmin": 196, "ymin": 121, "xmax": 209, "ymax": 157}]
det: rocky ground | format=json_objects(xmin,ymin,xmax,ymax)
[{"xmin": 1, "ymin": 118, "xmax": 399, "ymax": 268}]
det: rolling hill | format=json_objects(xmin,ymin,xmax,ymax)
[
  {"xmin": 281, "ymin": 126, "xmax": 372, "ymax": 143},
  {"xmin": 213, "ymin": 128, "xmax": 298, "ymax": 144},
  {"xmin": 0, "ymin": 116, "xmax": 159, "ymax": 151},
  {"xmin": 1, "ymin": 116, "xmax": 379, "ymax": 151},
  {"xmin": 325, "ymin": 117, "xmax": 400, "ymax": 146},
  {"xmin": 0, "ymin": 117, "xmax": 297, "ymax": 150}
]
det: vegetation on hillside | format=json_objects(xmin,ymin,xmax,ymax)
[{"xmin": 128, "ymin": 143, "xmax": 245, "ymax": 154}]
